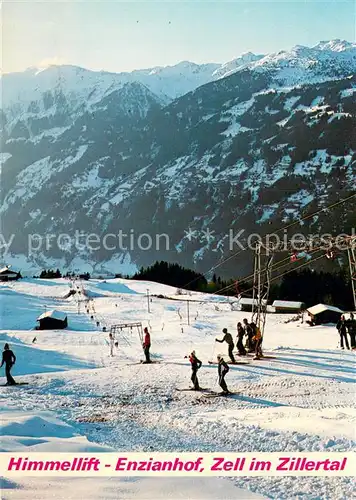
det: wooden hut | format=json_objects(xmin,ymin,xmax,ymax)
[
  {"xmin": 238, "ymin": 298, "xmax": 267, "ymax": 312},
  {"xmin": 272, "ymin": 300, "xmax": 306, "ymax": 314},
  {"xmin": 0, "ymin": 266, "xmax": 21, "ymax": 282},
  {"xmin": 37, "ymin": 310, "xmax": 68, "ymax": 330},
  {"xmin": 306, "ymin": 304, "xmax": 343, "ymax": 325}
]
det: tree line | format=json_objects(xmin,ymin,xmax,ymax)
[
  {"xmin": 133, "ymin": 261, "xmax": 354, "ymax": 310},
  {"xmin": 36, "ymin": 269, "xmax": 90, "ymax": 280},
  {"xmin": 34, "ymin": 261, "xmax": 354, "ymax": 310}
]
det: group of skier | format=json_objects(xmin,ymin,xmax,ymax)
[
  {"xmin": 4, "ymin": 313, "xmax": 355, "ymax": 390},
  {"xmin": 188, "ymin": 321, "xmax": 263, "ymax": 394},
  {"xmin": 216, "ymin": 319, "xmax": 263, "ymax": 361},
  {"xmin": 0, "ymin": 320, "xmax": 255, "ymax": 391},
  {"xmin": 336, "ymin": 313, "xmax": 356, "ymax": 350},
  {"xmin": 189, "ymin": 349, "xmax": 230, "ymax": 394}
]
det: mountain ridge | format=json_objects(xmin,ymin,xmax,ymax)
[{"xmin": 2, "ymin": 39, "xmax": 355, "ymax": 108}]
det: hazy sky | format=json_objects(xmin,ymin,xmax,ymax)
[{"xmin": 2, "ymin": 0, "xmax": 355, "ymax": 74}]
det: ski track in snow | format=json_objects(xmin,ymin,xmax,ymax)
[{"xmin": 0, "ymin": 278, "xmax": 355, "ymax": 499}]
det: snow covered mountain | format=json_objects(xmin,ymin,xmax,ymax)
[
  {"xmin": 1, "ymin": 40, "xmax": 355, "ymax": 275},
  {"xmin": 0, "ymin": 60, "xmax": 220, "ymax": 115},
  {"xmin": 251, "ymin": 39, "xmax": 356, "ymax": 86},
  {"xmin": 1, "ymin": 66, "xmax": 169, "ymax": 124},
  {"xmin": 131, "ymin": 61, "xmax": 222, "ymax": 99},
  {"xmin": 212, "ymin": 52, "xmax": 264, "ymax": 79},
  {"xmin": 2, "ymin": 38, "xmax": 354, "ymax": 115}
]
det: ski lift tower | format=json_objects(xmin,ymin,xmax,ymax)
[
  {"xmin": 320, "ymin": 233, "xmax": 356, "ymax": 311},
  {"xmin": 347, "ymin": 237, "xmax": 356, "ymax": 310},
  {"xmin": 251, "ymin": 241, "xmax": 274, "ymax": 340},
  {"xmin": 249, "ymin": 233, "xmax": 356, "ymax": 339}
]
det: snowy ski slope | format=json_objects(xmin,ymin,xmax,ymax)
[{"xmin": 0, "ymin": 278, "xmax": 355, "ymax": 499}]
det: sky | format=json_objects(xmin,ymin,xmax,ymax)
[{"xmin": 2, "ymin": 0, "xmax": 355, "ymax": 74}]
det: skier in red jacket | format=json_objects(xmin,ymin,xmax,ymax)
[
  {"xmin": 143, "ymin": 327, "xmax": 151, "ymax": 363},
  {"xmin": 189, "ymin": 350, "xmax": 202, "ymax": 390}
]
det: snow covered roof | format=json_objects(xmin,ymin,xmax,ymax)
[
  {"xmin": 238, "ymin": 298, "xmax": 267, "ymax": 305},
  {"xmin": 37, "ymin": 310, "xmax": 67, "ymax": 321},
  {"xmin": 306, "ymin": 304, "xmax": 343, "ymax": 316},
  {"xmin": 272, "ymin": 300, "xmax": 305, "ymax": 308},
  {"xmin": 0, "ymin": 266, "xmax": 18, "ymax": 274}
]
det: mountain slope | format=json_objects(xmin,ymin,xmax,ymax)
[{"xmin": 1, "ymin": 40, "xmax": 355, "ymax": 275}]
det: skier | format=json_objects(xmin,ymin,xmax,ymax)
[
  {"xmin": 142, "ymin": 327, "xmax": 151, "ymax": 363},
  {"xmin": 215, "ymin": 328, "xmax": 236, "ymax": 363},
  {"xmin": 189, "ymin": 350, "xmax": 202, "ymax": 390},
  {"xmin": 249, "ymin": 322, "xmax": 258, "ymax": 352},
  {"xmin": 236, "ymin": 322, "xmax": 246, "ymax": 356},
  {"xmin": 347, "ymin": 313, "xmax": 356, "ymax": 350},
  {"xmin": 1, "ymin": 343, "xmax": 16, "ymax": 385},
  {"xmin": 217, "ymin": 355, "xmax": 230, "ymax": 394},
  {"xmin": 243, "ymin": 318, "xmax": 254, "ymax": 352},
  {"xmin": 336, "ymin": 315, "xmax": 350, "ymax": 350},
  {"xmin": 253, "ymin": 325, "xmax": 263, "ymax": 359},
  {"xmin": 109, "ymin": 332, "xmax": 115, "ymax": 356}
]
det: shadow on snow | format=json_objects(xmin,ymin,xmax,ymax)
[{"xmin": 0, "ymin": 334, "xmax": 96, "ymax": 377}]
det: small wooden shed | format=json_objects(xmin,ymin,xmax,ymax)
[
  {"xmin": 0, "ymin": 266, "xmax": 21, "ymax": 282},
  {"xmin": 272, "ymin": 300, "xmax": 306, "ymax": 314},
  {"xmin": 238, "ymin": 298, "xmax": 267, "ymax": 312},
  {"xmin": 306, "ymin": 304, "xmax": 343, "ymax": 325},
  {"xmin": 37, "ymin": 310, "xmax": 68, "ymax": 330}
]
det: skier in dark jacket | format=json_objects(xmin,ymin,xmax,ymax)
[
  {"xmin": 142, "ymin": 327, "xmax": 151, "ymax": 363},
  {"xmin": 189, "ymin": 351, "xmax": 202, "ymax": 390},
  {"xmin": 1, "ymin": 344, "xmax": 16, "ymax": 385},
  {"xmin": 217, "ymin": 355, "xmax": 230, "ymax": 394},
  {"xmin": 243, "ymin": 319, "xmax": 254, "ymax": 352},
  {"xmin": 215, "ymin": 328, "xmax": 236, "ymax": 363},
  {"xmin": 236, "ymin": 322, "xmax": 246, "ymax": 355},
  {"xmin": 336, "ymin": 315, "xmax": 350, "ymax": 350},
  {"xmin": 346, "ymin": 313, "xmax": 356, "ymax": 350}
]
